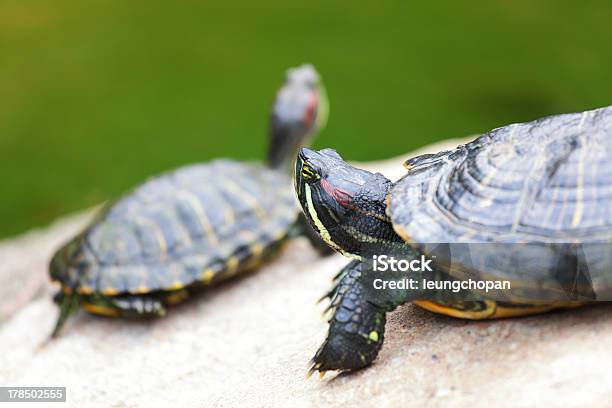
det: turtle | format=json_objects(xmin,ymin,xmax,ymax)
[
  {"xmin": 294, "ymin": 105, "xmax": 612, "ymax": 374},
  {"xmin": 49, "ymin": 64, "xmax": 330, "ymax": 337}
]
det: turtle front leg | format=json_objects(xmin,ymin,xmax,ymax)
[{"xmin": 310, "ymin": 259, "xmax": 412, "ymax": 374}]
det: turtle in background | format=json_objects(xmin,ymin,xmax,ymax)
[
  {"xmin": 294, "ymin": 105, "xmax": 612, "ymax": 374},
  {"xmin": 49, "ymin": 64, "xmax": 329, "ymax": 337}
]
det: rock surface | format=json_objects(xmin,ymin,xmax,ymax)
[{"xmin": 2, "ymin": 138, "xmax": 611, "ymax": 408}]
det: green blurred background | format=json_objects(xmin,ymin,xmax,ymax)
[{"xmin": 1, "ymin": 0, "xmax": 611, "ymax": 238}]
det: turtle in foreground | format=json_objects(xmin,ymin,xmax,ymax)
[
  {"xmin": 49, "ymin": 64, "xmax": 329, "ymax": 337},
  {"xmin": 295, "ymin": 105, "xmax": 612, "ymax": 373}
]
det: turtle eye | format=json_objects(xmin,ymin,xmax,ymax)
[{"xmin": 301, "ymin": 163, "xmax": 320, "ymax": 182}]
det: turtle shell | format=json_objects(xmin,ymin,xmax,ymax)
[
  {"xmin": 388, "ymin": 106, "xmax": 612, "ymax": 301},
  {"xmin": 50, "ymin": 160, "xmax": 297, "ymax": 296}
]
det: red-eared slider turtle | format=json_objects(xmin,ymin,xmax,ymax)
[
  {"xmin": 49, "ymin": 64, "xmax": 329, "ymax": 337},
  {"xmin": 294, "ymin": 105, "xmax": 612, "ymax": 373}
]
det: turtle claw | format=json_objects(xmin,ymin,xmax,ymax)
[
  {"xmin": 309, "ymin": 321, "xmax": 385, "ymax": 374},
  {"xmin": 306, "ymin": 362, "xmax": 330, "ymax": 380},
  {"xmin": 321, "ymin": 302, "xmax": 333, "ymax": 316},
  {"xmin": 316, "ymin": 291, "xmax": 333, "ymax": 304},
  {"xmin": 332, "ymin": 267, "xmax": 349, "ymax": 282},
  {"xmin": 306, "ymin": 362, "xmax": 322, "ymax": 379}
]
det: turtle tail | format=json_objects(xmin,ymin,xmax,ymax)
[{"xmin": 49, "ymin": 291, "xmax": 81, "ymax": 339}]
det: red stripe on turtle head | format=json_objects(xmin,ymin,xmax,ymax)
[
  {"xmin": 321, "ymin": 178, "xmax": 353, "ymax": 207},
  {"xmin": 302, "ymin": 92, "xmax": 318, "ymax": 128}
]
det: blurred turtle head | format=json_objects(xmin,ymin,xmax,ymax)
[
  {"xmin": 268, "ymin": 64, "xmax": 328, "ymax": 170},
  {"xmin": 294, "ymin": 148, "xmax": 396, "ymax": 257}
]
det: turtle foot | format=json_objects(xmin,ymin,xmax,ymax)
[{"xmin": 309, "ymin": 260, "xmax": 386, "ymax": 374}]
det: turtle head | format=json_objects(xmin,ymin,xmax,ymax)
[
  {"xmin": 295, "ymin": 148, "xmax": 397, "ymax": 257},
  {"xmin": 267, "ymin": 64, "xmax": 328, "ymax": 170}
]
